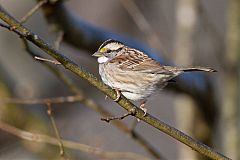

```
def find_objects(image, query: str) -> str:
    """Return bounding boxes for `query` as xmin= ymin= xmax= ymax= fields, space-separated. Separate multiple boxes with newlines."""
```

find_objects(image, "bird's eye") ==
xmin=106 ymin=50 xmax=111 ymax=53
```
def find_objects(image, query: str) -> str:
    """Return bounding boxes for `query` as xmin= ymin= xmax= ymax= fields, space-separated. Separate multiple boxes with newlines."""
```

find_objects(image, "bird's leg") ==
xmin=136 ymin=100 xmax=147 ymax=122
xmin=113 ymin=88 xmax=121 ymax=101
xmin=140 ymin=100 xmax=147 ymax=116
xmin=105 ymin=88 xmax=120 ymax=101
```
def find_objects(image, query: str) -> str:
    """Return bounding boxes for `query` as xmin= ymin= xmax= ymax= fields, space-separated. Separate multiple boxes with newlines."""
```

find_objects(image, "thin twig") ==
xmin=46 ymin=103 xmax=68 ymax=159
xmin=101 ymin=107 xmax=137 ymax=123
xmin=34 ymin=56 xmax=61 ymax=65
xmin=20 ymin=0 xmax=48 ymax=24
xmin=120 ymin=0 xmax=168 ymax=59
xmin=0 ymin=121 xmax=149 ymax=160
xmin=0 ymin=95 xmax=82 ymax=105
xmin=0 ymin=22 xmax=22 ymax=37
xmin=0 ymin=6 xmax=231 ymax=160
xmin=196 ymin=1 xmax=227 ymax=70
xmin=0 ymin=95 xmax=164 ymax=159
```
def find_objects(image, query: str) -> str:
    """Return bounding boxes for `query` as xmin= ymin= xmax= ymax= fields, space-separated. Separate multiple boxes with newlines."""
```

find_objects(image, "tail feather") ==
xmin=180 ymin=67 xmax=217 ymax=72
xmin=164 ymin=66 xmax=217 ymax=72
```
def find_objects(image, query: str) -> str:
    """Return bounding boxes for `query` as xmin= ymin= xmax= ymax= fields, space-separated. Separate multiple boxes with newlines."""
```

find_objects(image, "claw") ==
xmin=113 ymin=88 xmax=121 ymax=101
xmin=136 ymin=101 xmax=148 ymax=122
xmin=140 ymin=100 xmax=147 ymax=116
xmin=141 ymin=107 xmax=147 ymax=116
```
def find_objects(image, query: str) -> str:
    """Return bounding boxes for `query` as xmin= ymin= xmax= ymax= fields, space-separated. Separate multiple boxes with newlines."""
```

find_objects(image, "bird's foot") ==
xmin=113 ymin=88 xmax=121 ymax=102
xmin=137 ymin=100 xmax=147 ymax=122
xmin=140 ymin=102 xmax=147 ymax=116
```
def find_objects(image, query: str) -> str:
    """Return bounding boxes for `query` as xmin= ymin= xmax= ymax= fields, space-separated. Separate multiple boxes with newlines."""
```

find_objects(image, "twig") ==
xmin=101 ymin=107 xmax=137 ymax=123
xmin=0 ymin=121 xmax=149 ymax=160
xmin=34 ymin=56 xmax=61 ymax=65
xmin=196 ymin=1 xmax=227 ymax=70
xmin=54 ymin=31 xmax=64 ymax=50
xmin=0 ymin=96 xmax=164 ymax=159
xmin=0 ymin=95 xmax=82 ymax=105
xmin=46 ymin=103 xmax=68 ymax=159
xmin=0 ymin=6 xmax=231 ymax=160
xmin=119 ymin=0 xmax=168 ymax=59
xmin=20 ymin=0 xmax=48 ymax=24
xmin=0 ymin=22 xmax=22 ymax=37
xmin=0 ymin=95 xmax=164 ymax=159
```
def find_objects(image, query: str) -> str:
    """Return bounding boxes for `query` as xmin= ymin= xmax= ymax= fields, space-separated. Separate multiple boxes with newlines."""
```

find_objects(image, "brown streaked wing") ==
xmin=109 ymin=48 xmax=173 ymax=75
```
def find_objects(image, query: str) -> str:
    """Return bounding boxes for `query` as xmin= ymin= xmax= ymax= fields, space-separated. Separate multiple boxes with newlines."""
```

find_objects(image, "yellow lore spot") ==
xmin=99 ymin=47 xmax=108 ymax=53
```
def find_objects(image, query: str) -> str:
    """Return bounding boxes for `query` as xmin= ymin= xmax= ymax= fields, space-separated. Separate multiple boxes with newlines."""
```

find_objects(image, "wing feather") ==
xmin=108 ymin=48 xmax=173 ymax=75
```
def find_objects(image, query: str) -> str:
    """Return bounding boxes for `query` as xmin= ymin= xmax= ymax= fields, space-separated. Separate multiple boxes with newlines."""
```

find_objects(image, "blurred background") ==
xmin=0 ymin=0 xmax=238 ymax=160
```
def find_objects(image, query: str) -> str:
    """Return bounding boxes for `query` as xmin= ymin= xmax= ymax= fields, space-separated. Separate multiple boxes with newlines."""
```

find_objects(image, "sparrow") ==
xmin=93 ymin=39 xmax=216 ymax=115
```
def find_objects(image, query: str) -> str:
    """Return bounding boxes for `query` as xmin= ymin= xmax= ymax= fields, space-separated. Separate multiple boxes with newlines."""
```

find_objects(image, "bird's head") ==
xmin=92 ymin=39 xmax=125 ymax=63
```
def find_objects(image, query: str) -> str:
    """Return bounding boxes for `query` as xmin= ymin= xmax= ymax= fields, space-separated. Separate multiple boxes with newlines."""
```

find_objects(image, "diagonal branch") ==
xmin=0 ymin=5 xmax=230 ymax=160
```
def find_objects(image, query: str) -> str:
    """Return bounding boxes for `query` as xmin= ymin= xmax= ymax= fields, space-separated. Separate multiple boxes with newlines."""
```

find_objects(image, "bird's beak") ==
xmin=92 ymin=52 xmax=103 ymax=57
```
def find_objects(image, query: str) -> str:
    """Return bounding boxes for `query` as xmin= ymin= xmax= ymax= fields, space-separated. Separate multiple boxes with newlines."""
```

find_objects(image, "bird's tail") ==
xmin=164 ymin=66 xmax=217 ymax=72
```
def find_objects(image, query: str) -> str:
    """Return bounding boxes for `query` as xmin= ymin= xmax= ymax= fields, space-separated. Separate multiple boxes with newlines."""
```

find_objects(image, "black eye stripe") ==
xmin=115 ymin=47 xmax=123 ymax=52
xmin=104 ymin=47 xmax=123 ymax=54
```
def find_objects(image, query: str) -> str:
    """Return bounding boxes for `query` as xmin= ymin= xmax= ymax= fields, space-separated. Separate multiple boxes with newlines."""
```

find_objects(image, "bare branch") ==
xmin=0 ymin=121 xmax=149 ymax=160
xmin=119 ymin=0 xmax=168 ymax=59
xmin=34 ymin=56 xmax=61 ymax=65
xmin=46 ymin=103 xmax=68 ymax=159
xmin=0 ymin=95 xmax=82 ymax=105
xmin=0 ymin=95 xmax=164 ymax=159
xmin=20 ymin=0 xmax=48 ymax=24
xmin=101 ymin=107 xmax=137 ymax=123
xmin=0 ymin=6 xmax=230 ymax=160
xmin=0 ymin=22 xmax=22 ymax=36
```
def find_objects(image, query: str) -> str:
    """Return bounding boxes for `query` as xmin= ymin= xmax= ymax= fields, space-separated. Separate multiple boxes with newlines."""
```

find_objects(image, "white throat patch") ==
xmin=97 ymin=56 xmax=109 ymax=63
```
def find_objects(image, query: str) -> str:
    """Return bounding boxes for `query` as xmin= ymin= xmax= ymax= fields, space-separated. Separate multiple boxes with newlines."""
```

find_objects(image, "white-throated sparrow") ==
xmin=93 ymin=39 xmax=216 ymax=115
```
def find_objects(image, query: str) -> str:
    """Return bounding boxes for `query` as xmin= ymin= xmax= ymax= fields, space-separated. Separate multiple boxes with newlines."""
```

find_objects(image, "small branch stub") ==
xmin=101 ymin=107 xmax=137 ymax=123
xmin=34 ymin=56 xmax=61 ymax=65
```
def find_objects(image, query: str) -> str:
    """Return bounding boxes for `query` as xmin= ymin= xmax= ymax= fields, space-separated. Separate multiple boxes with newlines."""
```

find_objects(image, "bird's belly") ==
xmin=99 ymin=64 xmax=160 ymax=101
xmin=121 ymin=91 xmax=146 ymax=101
